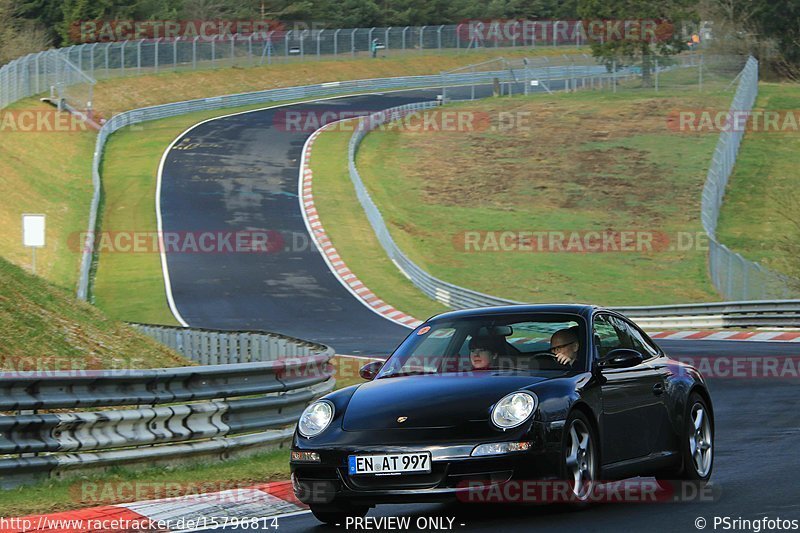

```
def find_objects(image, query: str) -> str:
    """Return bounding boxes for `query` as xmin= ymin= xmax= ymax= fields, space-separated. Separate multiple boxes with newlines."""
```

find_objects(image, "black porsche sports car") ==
xmin=290 ymin=305 xmax=714 ymax=525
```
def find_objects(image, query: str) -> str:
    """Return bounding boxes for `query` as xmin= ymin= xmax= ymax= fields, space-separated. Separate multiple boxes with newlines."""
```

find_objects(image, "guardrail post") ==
xmin=210 ymin=332 xmax=219 ymax=365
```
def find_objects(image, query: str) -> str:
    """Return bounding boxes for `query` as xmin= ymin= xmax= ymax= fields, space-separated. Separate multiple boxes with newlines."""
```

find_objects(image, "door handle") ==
xmin=652 ymin=383 xmax=664 ymax=395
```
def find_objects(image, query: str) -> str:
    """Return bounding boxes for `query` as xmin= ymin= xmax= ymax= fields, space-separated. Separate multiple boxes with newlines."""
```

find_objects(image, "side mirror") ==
xmin=359 ymin=360 xmax=384 ymax=380
xmin=599 ymin=348 xmax=643 ymax=369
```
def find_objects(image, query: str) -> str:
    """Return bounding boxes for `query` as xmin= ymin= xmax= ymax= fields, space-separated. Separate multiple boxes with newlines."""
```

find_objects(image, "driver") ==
xmin=469 ymin=337 xmax=500 ymax=370
xmin=550 ymin=326 xmax=580 ymax=367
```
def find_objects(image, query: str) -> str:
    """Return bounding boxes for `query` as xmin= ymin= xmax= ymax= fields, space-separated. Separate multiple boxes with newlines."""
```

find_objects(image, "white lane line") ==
xmin=155 ymin=89 xmax=440 ymax=327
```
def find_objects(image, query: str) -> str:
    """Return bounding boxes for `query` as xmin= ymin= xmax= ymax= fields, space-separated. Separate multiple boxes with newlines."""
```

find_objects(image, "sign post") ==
xmin=22 ymin=214 xmax=45 ymax=274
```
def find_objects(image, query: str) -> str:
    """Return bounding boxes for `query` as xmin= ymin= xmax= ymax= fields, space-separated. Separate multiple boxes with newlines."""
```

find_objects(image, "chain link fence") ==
xmin=0 ymin=23 xmax=595 ymax=111
xmin=701 ymin=57 xmax=798 ymax=299
xmin=349 ymin=55 xmax=798 ymax=305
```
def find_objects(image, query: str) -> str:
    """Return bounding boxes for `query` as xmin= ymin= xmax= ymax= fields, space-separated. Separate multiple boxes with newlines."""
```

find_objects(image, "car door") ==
xmin=594 ymin=313 xmax=665 ymax=465
xmin=618 ymin=317 xmax=676 ymax=455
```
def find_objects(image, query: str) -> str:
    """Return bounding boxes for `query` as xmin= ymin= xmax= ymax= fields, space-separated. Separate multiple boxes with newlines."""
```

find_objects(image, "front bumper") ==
xmin=290 ymin=441 xmax=561 ymax=505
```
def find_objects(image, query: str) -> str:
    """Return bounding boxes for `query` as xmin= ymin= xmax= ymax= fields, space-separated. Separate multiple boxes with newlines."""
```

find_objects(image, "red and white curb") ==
xmin=299 ymin=124 xmax=422 ymax=330
xmin=2 ymin=482 xmax=306 ymax=532
xmin=296 ymin=121 xmax=800 ymax=344
xmin=649 ymin=330 xmax=800 ymax=342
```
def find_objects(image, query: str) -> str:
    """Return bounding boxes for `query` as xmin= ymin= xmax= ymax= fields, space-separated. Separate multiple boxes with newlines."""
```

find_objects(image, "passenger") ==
xmin=469 ymin=337 xmax=499 ymax=370
xmin=550 ymin=326 xmax=580 ymax=367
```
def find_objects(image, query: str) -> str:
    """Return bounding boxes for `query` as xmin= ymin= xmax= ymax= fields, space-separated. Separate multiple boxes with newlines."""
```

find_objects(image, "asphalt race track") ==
xmin=160 ymin=87 xmax=800 ymax=532
xmin=159 ymin=83 xmax=549 ymax=355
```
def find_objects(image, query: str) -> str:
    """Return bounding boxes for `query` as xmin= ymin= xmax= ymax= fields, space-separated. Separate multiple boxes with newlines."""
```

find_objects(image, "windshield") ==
xmin=377 ymin=313 xmax=587 ymax=379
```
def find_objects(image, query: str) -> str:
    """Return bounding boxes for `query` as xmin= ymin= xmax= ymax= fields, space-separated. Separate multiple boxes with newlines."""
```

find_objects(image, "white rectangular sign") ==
xmin=22 ymin=214 xmax=46 ymax=248
xmin=530 ymin=80 xmax=540 ymax=86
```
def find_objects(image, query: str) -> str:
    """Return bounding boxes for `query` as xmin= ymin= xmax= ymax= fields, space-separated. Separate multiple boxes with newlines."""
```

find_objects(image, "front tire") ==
xmin=310 ymin=504 xmax=369 ymax=526
xmin=560 ymin=410 xmax=598 ymax=504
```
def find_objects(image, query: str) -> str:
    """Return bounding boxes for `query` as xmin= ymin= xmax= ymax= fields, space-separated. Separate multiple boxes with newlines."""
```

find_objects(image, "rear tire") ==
xmin=678 ymin=393 xmax=714 ymax=482
xmin=310 ymin=504 xmax=369 ymax=526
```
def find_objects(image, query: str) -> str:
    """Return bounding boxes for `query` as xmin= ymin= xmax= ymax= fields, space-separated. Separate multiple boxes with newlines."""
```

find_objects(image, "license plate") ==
xmin=348 ymin=452 xmax=431 ymax=475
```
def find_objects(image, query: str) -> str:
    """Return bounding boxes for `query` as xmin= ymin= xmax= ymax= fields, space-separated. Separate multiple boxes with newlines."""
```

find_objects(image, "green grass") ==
xmin=0 ymin=255 xmax=189 ymax=370
xmin=716 ymin=82 xmax=800 ymax=278
xmin=340 ymin=87 xmax=736 ymax=307
xmin=0 ymin=100 xmax=96 ymax=290
xmin=0 ymin=448 xmax=290 ymax=516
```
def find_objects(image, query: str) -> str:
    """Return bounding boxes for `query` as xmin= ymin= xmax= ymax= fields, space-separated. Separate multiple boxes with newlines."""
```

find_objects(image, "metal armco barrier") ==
xmin=131 ymin=323 xmax=326 ymax=364
xmin=346 ymin=78 xmax=800 ymax=327
xmin=0 ymin=22 xmax=596 ymax=111
xmin=76 ymin=63 xmax=602 ymax=301
xmin=0 ymin=346 xmax=334 ymax=489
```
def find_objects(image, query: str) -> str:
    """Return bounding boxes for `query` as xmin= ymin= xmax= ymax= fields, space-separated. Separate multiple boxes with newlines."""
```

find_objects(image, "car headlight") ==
xmin=298 ymin=400 xmax=334 ymax=438
xmin=491 ymin=391 xmax=537 ymax=429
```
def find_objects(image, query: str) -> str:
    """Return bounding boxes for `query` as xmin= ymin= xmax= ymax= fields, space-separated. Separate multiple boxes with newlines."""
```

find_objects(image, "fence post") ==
xmin=192 ymin=36 xmax=198 ymax=70
xmin=655 ymin=57 xmax=659 ymax=92
xmin=402 ymin=27 xmax=408 ymax=51
xmin=154 ymin=38 xmax=160 ymax=73
xmin=317 ymin=29 xmax=323 ymax=58
xmin=612 ymin=59 xmax=617 ymax=93
xmin=351 ymin=28 xmax=357 ymax=56
xmin=420 ymin=26 xmax=426 ymax=51
xmin=437 ymin=25 xmax=444 ymax=51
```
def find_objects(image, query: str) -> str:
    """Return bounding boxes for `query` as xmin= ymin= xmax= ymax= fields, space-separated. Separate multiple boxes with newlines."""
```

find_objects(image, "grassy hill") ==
xmin=0 ymin=256 xmax=189 ymax=370
xmin=311 ymin=87 xmax=735 ymax=310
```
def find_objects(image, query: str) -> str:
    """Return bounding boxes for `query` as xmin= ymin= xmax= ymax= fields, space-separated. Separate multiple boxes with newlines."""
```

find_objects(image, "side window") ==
xmin=619 ymin=319 xmax=660 ymax=358
xmin=593 ymin=314 xmax=623 ymax=359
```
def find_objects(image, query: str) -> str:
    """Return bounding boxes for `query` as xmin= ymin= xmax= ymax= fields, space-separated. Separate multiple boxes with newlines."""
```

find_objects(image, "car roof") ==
xmin=426 ymin=304 xmax=602 ymax=322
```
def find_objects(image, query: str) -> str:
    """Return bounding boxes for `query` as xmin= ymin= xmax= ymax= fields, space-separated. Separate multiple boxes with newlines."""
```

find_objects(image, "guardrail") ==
xmin=131 ymin=323 xmax=328 ymax=364
xmin=0 ymin=22 xmax=596 ymax=111
xmin=345 ymin=71 xmax=800 ymax=328
xmin=77 ymin=62 xmax=607 ymax=300
xmin=0 ymin=334 xmax=334 ymax=489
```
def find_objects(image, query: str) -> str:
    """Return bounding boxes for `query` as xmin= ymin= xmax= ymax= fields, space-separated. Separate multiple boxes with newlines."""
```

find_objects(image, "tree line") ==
xmin=1 ymin=0 xmax=798 ymax=79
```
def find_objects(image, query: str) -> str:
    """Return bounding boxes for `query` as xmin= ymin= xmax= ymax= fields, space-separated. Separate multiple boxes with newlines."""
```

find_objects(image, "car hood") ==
xmin=342 ymin=372 xmax=548 ymax=431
